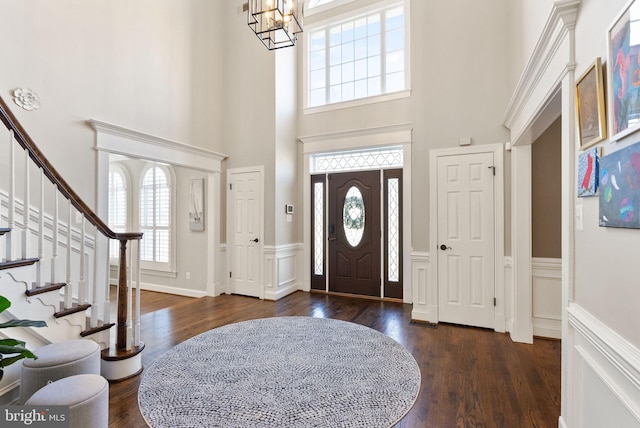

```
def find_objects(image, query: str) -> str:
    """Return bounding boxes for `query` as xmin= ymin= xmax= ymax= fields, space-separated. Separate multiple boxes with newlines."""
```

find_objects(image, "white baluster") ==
xmin=134 ymin=238 xmax=141 ymax=347
xmin=35 ymin=170 xmax=45 ymax=288
xmin=78 ymin=216 xmax=86 ymax=306
xmin=126 ymin=240 xmax=133 ymax=351
xmin=6 ymin=130 xmax=15 ymax=261
xmin=90 ymin=226 xmax=98 ymax=328
xmin=65 ymin=200 xmax=73 ymax=309
xmin=103 ymin=242 xmax=111 ymax=325
xmin=51 ymin=187 xmax=59 ymax=284
xmin=21 ymin=150 xmax=30 ymax=260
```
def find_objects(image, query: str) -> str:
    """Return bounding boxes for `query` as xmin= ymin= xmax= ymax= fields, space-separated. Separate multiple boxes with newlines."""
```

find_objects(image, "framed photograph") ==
xmin=189 ymin=178 xmax=204 ymax=232
xmin=576 ymin=58 xmax=607 ymax=149
xmin=607 ymin=0 xmax=640 ymax=142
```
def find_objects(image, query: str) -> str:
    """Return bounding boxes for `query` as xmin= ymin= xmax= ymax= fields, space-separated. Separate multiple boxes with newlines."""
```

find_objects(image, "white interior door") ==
xmin=437 ymin=152 xmax=495 ymax=328
xmin=229 ymin=169 xmax=262 ymax=298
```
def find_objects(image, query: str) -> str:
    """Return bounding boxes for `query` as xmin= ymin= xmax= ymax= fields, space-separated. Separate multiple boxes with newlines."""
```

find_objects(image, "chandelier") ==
xmin=247 ymin=0 xmax=303 ymax=50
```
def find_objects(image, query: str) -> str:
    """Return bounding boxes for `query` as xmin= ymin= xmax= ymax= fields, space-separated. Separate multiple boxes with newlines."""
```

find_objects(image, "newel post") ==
xmin=102 ymin=232 xmax=144 ymax=381
xmin=117 ymin=238 xmax=129 ymax=350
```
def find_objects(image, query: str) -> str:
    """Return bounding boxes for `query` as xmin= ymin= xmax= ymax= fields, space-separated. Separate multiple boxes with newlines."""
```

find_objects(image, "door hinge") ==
xmin=493 ymin=297 xmax=496 ymax=306
xmin=229 ymin=183 xmax=233 ymax=190
xmin=488 ymin=166 xmax=496 ymax=176
xmin=229 ymin=272 xmax=232 ymax=278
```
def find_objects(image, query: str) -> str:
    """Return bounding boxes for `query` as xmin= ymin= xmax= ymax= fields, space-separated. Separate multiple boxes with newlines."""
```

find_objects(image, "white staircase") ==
xmin=0 ymin=95 xmax=144 ymax=402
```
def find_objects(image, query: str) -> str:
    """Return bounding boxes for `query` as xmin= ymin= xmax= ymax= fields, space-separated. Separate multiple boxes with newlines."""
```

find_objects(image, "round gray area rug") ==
xmin=138 ymin=316 xmax=420 ymax=428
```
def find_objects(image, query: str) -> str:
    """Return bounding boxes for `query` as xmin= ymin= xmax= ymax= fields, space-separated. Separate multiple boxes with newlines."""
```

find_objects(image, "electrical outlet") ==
xmin=186 ymin=272 xmax=191 ymax=280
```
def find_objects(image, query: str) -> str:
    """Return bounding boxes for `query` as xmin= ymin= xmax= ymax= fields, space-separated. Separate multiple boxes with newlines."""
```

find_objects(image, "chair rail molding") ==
xmin=568 ymin=303 xmax=640 ymax=425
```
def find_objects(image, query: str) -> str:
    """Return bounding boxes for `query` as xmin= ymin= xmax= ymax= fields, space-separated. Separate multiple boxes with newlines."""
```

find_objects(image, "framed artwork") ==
xmin=576 ymin=58 xmax=607 ymax=149
xmin=189 ymin=178 xmax=204 ymax=232
xmin=599 ymin=140 xmax=640 ymax=228
xmin=607 ymin=0 xmax=640 ymax=142
xmin=578 ymin=147 xmax=601 ymax=197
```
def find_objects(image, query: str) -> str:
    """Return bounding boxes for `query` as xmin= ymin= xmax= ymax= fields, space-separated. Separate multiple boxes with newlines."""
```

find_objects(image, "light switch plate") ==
xmin=576 ymin=205 xmax=583 ymax=231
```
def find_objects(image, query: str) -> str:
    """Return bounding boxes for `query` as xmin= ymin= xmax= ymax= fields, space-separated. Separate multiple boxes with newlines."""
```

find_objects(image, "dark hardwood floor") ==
xmin=108 ymin=290 xmax=561 ymax=427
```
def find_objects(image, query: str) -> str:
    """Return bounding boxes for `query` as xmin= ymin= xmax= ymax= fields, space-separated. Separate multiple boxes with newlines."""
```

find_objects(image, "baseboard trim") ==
xmin=139 ymin=282 xmax=207 ymax=298
xmin=264 ymin=283 xmax=298 ymax=301
xmin=558 ymin=415 xmax=567 ymax=428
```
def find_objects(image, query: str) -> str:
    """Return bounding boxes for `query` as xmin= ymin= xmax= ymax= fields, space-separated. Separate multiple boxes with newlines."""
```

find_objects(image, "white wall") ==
xmin=298 ymin=0 xmax=511 ymax=252
xmin=507 ymin=0 xmax=555 ymax=92
xmin=572 ymin=0 xmax=640 ymax=348
xmin=0 ymin=0 xmax=226 ymax=208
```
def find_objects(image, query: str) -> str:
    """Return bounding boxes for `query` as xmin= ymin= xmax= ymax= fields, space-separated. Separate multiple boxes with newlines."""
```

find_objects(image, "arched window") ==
xmin=140 ymin=164 xmax=173 ymax=270
xmin=108 ymin=165 xmax=128 ymax=259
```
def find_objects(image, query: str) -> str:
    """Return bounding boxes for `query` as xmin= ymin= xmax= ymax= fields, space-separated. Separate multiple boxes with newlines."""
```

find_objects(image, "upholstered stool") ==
xmin=20 ymin=339 xmax=100 ymax=404
xmin=26 ymin=374 xmax=109 ymax=428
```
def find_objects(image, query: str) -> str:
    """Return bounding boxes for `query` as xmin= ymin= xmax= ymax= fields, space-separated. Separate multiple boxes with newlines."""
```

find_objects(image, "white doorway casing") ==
xmin=90 ymin=119 xmax=227 ymax=298
xmin=299 ymin=124 xmax=413 ymax=302
xmin=425 ymin=144 xmax=505 ymax=331
xmin=501 ymin=2 xmax=578 ymax=425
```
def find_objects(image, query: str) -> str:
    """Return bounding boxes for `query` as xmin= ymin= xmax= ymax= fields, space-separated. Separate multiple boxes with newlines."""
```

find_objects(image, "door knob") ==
xmin=251 ymin=238 xmax=259 ymax=243
xmin=440 ymin=244 xmax=452 ymax=250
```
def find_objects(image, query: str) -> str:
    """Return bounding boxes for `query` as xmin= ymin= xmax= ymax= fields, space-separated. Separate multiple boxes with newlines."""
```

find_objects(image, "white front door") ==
xmin=437 ymin=152 xmax=495 ymax=328
xmin=228 ymin=169 xmax=262 ymax=298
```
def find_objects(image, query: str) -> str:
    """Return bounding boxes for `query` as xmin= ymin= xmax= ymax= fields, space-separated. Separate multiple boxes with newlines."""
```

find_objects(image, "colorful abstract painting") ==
xmin=578 ymin=148 xmax=600 ymax=197
xmin=599 ymin=141 xmax=640 ymax=228
xmin=608 ymin=1 xmax=640 ymax=140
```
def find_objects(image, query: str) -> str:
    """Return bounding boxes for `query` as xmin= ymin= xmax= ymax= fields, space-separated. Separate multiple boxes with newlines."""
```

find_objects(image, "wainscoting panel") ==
xmin=264 ymin=244 xmax=303 ymax=301
xmin=410 ymin=252 xmax=434 ymax=323
xmin=532 ymin=257 xmax=561 ymax=339
xmin=567 ymin=304 xmax=640 ymax=427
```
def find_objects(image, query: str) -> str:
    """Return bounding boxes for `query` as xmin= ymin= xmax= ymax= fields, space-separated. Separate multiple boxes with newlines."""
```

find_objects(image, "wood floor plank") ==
xmin=108 ymin=291 xmax=561 ymax=428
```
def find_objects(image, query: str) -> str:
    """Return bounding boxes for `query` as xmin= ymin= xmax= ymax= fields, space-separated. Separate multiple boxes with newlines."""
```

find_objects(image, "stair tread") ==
xmin=0 ymin=258 xmax=39 ymax=270
xmin=54 ymin=303 xmax=91 ymax=318
xmin=25 ymin=282 xmax=66 ymax=297
xmin=81 ymin=322 xmax=115 ymax=337
xmin=0 ymin=228 xmax=10 ymax=236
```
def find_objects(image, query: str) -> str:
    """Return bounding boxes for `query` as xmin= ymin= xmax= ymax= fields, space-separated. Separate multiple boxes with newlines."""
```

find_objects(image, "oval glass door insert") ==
xmin=343 ymin=186 xmax=365 ymax=247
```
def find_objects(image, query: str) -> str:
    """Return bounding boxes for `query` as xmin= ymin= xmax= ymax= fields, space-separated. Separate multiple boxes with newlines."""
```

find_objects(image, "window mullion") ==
xmin=381 ymin=10 xmax=387 ymax=94
xmin=152 ymin=169 xmax=158 ymax=263
xmin=325 ymin=28 xmax=330 ymax=106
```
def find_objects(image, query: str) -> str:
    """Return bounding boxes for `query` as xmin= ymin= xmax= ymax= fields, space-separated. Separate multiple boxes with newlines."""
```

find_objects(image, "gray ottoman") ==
xmin=26 ymin=374 xmax=108 ymax=428
xmin=20 ymin=339 xmax=100 ymax=404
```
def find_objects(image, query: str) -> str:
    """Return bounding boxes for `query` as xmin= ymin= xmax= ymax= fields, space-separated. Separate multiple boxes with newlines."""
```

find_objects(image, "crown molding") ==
xmin=87 ymin=119 xmax=227 ymax=172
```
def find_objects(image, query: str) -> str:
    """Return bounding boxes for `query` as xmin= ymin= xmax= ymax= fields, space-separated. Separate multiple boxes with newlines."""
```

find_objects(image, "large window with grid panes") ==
xmin=304 ymin=0 xmax=410 ymax=111
xmin=139 ymin=164 xmax=173 ymax=272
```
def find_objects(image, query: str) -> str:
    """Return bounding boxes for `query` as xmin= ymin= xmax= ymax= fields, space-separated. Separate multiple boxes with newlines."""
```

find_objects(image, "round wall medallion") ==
xmin=13 ymin=88 xmax=41 ymax=111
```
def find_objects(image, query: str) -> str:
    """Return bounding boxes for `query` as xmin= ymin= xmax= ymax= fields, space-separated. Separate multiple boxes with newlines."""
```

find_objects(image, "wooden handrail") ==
xmin=0 ymin=95 xmax=141 ymax=242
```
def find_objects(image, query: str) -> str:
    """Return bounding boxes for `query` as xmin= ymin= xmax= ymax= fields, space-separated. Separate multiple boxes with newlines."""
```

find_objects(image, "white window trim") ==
xmin=108 ymin=163 xmax=131 ymax=264
xmin=302 ymin=0 xmax=411 ymax=113
xmin=139 ymin=163 xmax=177 ymax=275
xmin=304 ymin=0 xmax=356 ymax=17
